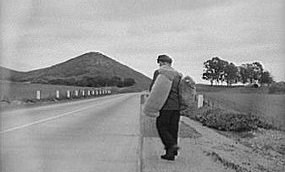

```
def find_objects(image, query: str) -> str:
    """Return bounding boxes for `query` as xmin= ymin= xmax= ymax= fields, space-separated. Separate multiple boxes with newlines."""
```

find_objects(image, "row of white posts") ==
xmin=36 ymin=89 xmax=112 ymax=100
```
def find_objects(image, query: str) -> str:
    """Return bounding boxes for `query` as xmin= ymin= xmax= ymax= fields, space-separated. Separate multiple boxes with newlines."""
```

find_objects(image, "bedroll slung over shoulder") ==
xmin=143 ymin=74 xmax=173 ymax=117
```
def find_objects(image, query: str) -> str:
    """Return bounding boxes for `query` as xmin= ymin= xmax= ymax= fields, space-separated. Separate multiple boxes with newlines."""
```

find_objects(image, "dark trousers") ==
xmin=156 ymin=110 xmax=180 ymax=149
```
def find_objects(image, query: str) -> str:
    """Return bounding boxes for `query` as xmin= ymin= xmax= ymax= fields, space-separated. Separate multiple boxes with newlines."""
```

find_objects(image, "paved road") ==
xmin=2 ymin=92 xmax=279 ymax=172
xmin=1 ymin=93 xmax=141 ymax=172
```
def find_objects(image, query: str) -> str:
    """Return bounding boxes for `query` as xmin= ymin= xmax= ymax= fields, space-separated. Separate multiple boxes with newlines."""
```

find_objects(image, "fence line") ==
xmin=34 ymin=88 xmax=112 ymax=100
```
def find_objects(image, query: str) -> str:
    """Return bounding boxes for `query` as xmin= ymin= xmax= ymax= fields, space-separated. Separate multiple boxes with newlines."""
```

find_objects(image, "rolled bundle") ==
xmin=143 ymin=74 xmax=173 ymax=117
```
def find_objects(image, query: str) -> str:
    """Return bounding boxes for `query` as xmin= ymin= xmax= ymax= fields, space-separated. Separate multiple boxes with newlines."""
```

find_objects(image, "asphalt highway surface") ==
xmin=1 ymin=93 xmax=141 ymax=172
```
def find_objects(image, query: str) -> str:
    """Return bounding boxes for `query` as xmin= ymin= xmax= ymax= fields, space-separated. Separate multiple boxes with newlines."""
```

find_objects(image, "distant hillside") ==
xmin=0 ymin=52 xmax=151 ymax=91
xmin=0 ymin=66 xmax=25 ymax=81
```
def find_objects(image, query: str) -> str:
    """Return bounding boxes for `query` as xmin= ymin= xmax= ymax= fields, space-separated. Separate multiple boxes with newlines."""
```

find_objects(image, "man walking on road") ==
xmin=149 ymin=54 xmax=181 ymax=161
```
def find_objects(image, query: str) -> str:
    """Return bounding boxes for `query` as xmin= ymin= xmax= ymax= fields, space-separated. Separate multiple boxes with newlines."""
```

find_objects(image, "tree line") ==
xmin=202 ymin=57 xmax=273 ymax=86
xmin=33 ymin=76 xmax=136 ymax=88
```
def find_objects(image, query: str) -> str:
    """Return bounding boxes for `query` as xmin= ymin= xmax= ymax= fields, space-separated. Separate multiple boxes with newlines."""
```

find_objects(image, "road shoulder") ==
xmin=141 ymin=115 xmax=285 ymax=172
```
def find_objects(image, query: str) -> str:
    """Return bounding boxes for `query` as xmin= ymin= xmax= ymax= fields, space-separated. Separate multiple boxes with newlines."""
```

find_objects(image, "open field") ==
xmin=202 ymin=91 xmax=285 ymax=130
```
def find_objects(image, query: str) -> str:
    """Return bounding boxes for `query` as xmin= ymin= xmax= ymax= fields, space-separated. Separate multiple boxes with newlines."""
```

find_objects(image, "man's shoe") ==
xmin=161 ymin=145 xmax=179 ymax=161
xmin=165 ymin=149 xmax=178 ymax=156
xmin=168 ymin=145 xmax=180 ymax=155
xmin=173 ymin=149 xmax=178 ymax=156
xmin=161 ymin=154 xmax=175 ymax=161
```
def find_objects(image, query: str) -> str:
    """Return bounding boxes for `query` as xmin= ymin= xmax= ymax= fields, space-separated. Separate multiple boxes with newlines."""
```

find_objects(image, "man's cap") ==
xmin=157 ymin=55 xmax=172 ymax=64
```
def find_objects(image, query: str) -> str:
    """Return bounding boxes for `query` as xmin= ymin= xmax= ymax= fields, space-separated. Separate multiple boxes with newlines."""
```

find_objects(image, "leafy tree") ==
xmin=259 ymin=71 xmax=273 ymax=86
xmin=123 ymin=78 xmax=136 ymax=87
xmin=64 ymin=78 xmax=76 ymax=85
xmin=31 ymin=78 xmax=49 ymax=84
xmin=203 ymin=57 xmax=273 ymax=86
xmin=48 ymin=79 xmax=66 ymax=85
xmin=202 ymin=57 xmax=228 ymax=86
xmin=117 ymin=78 xmax=136 ymax=87
xmin=252 ymin=62 xmax=264 ymax=82
xmin=82 ymin=76 xmax=96 ymax=87
xmin=244 ymin=63 xmax=255 ymax=83
xmin=202 ymin=71 xmax=215 ymax=86
xmin=238 ymin=65 xmax=249 ymax=84
xmin=95 ymin=76 xmax=108 ymax=87
xmin=239 ymin=62 xmax=264 ymax=84
xmin=217 ymin=60 xmax=229 ymax=84
xmin=111 ymin=76 xmax=122 ymax=86
xmin=224 ymin=63 xmax=239 ymax=86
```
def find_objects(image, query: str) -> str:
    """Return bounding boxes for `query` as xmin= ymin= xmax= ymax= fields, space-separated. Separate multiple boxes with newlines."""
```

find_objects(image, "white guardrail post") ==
xmin=67 ymin=90 xmax=70 ymax=98
xmin=197 ymin=94 xmax=204 ymax=108
xmin=35 ymin=88 xmax=113 ymax=101
xmin=36 ymin=90 xmax=41 ymax=100
xmin=56 ymin=90 xmax=60 ymax=99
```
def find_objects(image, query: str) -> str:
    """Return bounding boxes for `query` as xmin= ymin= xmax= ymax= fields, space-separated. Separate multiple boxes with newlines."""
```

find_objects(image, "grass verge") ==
xmin=183 ymin=106 xmax=274 ymax=132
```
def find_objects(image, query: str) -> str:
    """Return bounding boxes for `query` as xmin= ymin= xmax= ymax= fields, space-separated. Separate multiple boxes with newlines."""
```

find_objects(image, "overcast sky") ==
xmin=1 ymin=0 xmax=284 ymax=83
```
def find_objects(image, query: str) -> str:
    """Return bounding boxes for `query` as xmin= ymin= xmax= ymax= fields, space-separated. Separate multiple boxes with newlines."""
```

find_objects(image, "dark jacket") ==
xmin=149 ymin=66 xmax=181 ymax=110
